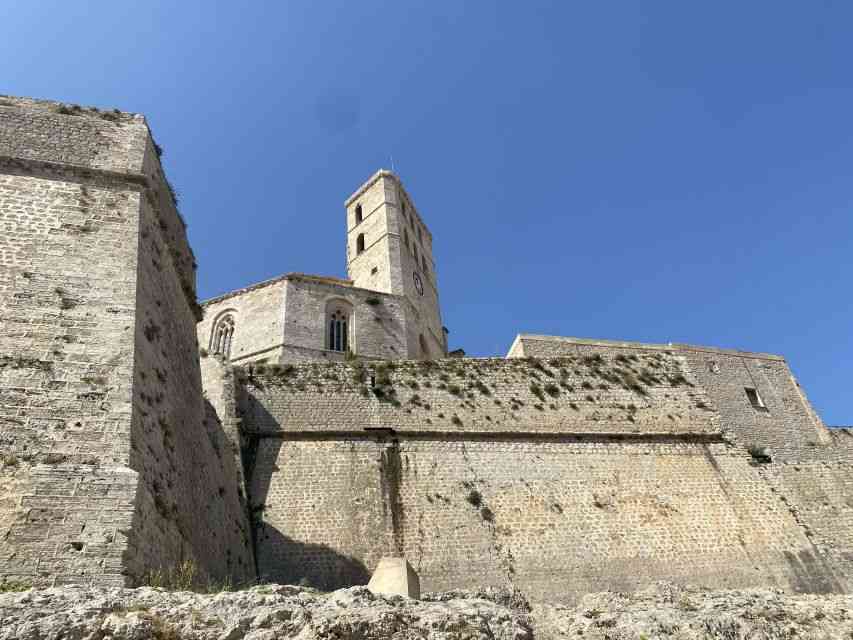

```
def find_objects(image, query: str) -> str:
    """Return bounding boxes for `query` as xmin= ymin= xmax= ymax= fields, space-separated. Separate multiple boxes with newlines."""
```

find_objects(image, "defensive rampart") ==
xmin=0 ymin=97 xmax=253 ymax=586
xmin=233 ymin=353 xmax=844 ymax=601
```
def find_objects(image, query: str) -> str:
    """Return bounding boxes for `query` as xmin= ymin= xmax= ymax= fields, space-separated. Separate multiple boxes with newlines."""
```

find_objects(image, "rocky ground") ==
xmin=0 ymin=581 xmax=851 ymax=639
xmin=534 ymin=582 xmax=853 ymax=639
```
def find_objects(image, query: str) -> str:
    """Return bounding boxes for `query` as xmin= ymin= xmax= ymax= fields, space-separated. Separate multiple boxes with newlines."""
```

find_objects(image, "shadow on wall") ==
xmin=256 ymin=525 xmax=370 ymax=590
xmin=242 ymin=397 xmax=370 ymax=591
xmin=784 ymin=550 xmax=844 ymax=594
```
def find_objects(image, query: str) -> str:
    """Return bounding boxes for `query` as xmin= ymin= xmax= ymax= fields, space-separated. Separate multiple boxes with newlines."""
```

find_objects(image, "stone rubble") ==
xmin=0 ymin=584 xmax=531 ymax=640
xmin=533 ymin=582 xmax=853 ymax=639
xmin=3 ymin=582 xmax=853 ymax=639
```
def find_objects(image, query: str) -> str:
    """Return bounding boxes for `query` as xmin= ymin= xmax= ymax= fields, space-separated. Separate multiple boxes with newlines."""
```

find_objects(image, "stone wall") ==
xmin=507 ymin=334 xmax=853 ymax=595
xmin=757 ymin=430 xmax=853 ymax=593
xmin=0 ymin=96 xmax=252 ymax=587
xmin=197 ymin=275 xmax=409 ymax=366
xmin=281 ymin=277 xmax=408 ymax=362
xmin=250 ymin=435 xmax=840 ymax=601
xmin=0 ymin=145 xmax=144 ymax=585
xmin=676 ymin=345 xmax=831 ymax=459
xmin=507 ymin=335 xmax=831 ymax=460
xmin=234 ymin=357 xmax=843 ymax=601
xmin=199 ymin=278 xmax=287 ymax=364
xmin=238 ymin=353 xmax=719 ymax=436
xmin=124 ymin=184 xmax=255 ymax=585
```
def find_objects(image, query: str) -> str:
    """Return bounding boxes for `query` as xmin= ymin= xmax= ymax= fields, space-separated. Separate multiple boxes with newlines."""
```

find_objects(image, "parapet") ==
xmin=508 ymin=333 xmax=786 ymax=362
xmin=237 ymin=353 xmax=721 ymax=438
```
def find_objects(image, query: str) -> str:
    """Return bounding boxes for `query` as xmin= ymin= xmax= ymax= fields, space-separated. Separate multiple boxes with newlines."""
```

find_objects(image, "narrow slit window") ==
xmin=354 ymin=204 xmax=363 ymax=224
xmin=356 ymin=233 xmax=365 ymax=254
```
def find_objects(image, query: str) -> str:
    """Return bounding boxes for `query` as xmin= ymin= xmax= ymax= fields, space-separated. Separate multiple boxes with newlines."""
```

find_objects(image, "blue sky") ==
xmin=3 ymin=2 xmax=851 ymax=424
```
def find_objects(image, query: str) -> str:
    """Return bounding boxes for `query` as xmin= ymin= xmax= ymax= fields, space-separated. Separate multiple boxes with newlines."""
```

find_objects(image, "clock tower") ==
xmin=345 ymin=170 xmax=446 ymax=358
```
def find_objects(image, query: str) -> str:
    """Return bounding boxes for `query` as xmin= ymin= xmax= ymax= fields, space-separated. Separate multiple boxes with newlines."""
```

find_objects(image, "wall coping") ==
xmin=508 ymin=333 xmax=786 ymax=362
xmin=0 ymin=94 xmax=143 ymax=124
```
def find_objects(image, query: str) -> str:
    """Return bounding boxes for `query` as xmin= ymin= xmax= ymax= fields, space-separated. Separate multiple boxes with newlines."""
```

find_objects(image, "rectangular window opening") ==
xmin=744 ymin=387 xmax=768 ymax=411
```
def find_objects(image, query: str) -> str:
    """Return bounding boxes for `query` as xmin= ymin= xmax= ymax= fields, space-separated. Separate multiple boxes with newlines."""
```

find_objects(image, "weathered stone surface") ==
xmin=3 ymin=582 xmax=853 ymax=639
xmin=533 ymin=581 xmax=853 ymax=639
xmin=0 ymin=584 xmax=531 ymax=640
xmin=0 ymin=96 xmax=254 ymax=587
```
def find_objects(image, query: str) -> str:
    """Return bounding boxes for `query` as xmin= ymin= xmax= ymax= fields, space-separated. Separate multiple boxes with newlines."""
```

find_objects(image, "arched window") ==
xmin=404 ymin=229 xmax=409 ymax=249
xmin=211 ymin=314 xmax=235 ymax=359
xmin=326 ymin=300 xmax=353 ymax=353
xmin=356 ymin=233 xmax=365 ymax=255
xmin=419 ymin=334 xmax=430 ymax=360
xmin=354 ymin=204 xmax=363 ymax=224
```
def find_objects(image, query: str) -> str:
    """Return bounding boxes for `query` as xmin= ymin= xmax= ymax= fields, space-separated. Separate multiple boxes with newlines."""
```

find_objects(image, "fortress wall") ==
xmin=240 ymin=351 xmax=720 ymax=436
xmin=0 ymin=98 xmax=147 ymax=172
xmin=240 ymin=357 xmax=843 ymax=599
xmin=124 ymin=185 xmax=255 ymax=585
xmin=759 ymin=459 xmax=853 ymax=593
xmin=249 ymin=434 xmax=838 ymax=601
xmin=0 ymin=98 xmax=252 ymax=587
xmin=0 ymin=160 xmax=143 ymax=585
xmin=677 ymin=347 xmax=832 ymax=458
xmin=509 ymin=335 xmax=832 ymax=459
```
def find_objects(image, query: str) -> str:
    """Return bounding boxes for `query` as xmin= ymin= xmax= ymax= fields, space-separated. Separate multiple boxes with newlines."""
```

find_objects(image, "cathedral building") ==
xmin=197 ymin=170 xmax=447 ymax=365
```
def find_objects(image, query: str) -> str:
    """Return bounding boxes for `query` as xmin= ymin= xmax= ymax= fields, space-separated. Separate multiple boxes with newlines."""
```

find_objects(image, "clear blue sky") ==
xmin=3 ymin=2 xmax=851 ymax=424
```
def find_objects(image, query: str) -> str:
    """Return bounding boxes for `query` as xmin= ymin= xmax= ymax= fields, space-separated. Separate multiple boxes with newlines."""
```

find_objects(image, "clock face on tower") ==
xmin=413 ymin=271 xmax=424 ymax=296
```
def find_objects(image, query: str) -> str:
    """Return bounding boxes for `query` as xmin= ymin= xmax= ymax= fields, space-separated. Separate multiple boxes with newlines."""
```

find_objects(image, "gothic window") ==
xmin=356 ymin=233 xmax=365 ymax=255
xmin=355 ymin=204 xmax=363 ymax=225
xmin=210 ymin=314 xmax=235 ymax=359
xmin=326 ymin=300 xmax=353 ymax=353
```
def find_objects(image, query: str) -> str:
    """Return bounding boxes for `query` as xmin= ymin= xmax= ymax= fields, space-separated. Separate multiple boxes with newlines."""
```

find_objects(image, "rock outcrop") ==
xmin=0 ymin=584 xmax=531 ymax=640
xmin=2 ymin=581 xmax=853 ymax=639
xmin=533 ymin=582 xmax=853 ymax=639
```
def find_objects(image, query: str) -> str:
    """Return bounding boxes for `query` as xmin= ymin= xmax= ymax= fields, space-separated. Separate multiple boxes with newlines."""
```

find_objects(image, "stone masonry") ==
xmin=0 ymin=96 xmax=253 ymax=587
xmin=230 ymin=347 xmax=848 ymax=601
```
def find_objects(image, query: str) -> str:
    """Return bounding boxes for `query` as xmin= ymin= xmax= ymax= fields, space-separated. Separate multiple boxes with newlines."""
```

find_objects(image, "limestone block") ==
xmin=367 ymin=557 xmax=420 ymax=599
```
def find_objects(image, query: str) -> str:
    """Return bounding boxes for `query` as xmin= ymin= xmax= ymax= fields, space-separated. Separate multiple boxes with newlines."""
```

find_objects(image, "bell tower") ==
xmin=345 ymin=170 xmax=446 ymax=357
